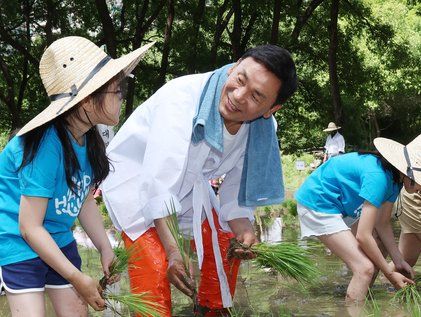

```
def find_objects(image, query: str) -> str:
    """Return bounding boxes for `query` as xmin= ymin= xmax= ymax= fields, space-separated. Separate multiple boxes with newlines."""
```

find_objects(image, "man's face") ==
xmin=219 ymin=57 xmax=282 ymax=131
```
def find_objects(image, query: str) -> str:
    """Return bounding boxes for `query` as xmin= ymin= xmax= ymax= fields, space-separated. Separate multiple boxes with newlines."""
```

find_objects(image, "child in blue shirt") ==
xmin=295 ymin=135 xmax=421 ymax=303
xmin=0 ymin=36 xmax=152 ymax=316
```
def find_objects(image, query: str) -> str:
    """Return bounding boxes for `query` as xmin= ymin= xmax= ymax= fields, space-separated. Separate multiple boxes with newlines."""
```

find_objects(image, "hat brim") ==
xmin=323 ymin=127 xmax=341 ymax=132
xmin=374 ymin=137 xmax=421 ymax=185
xmin=18 ymin=42 xmax=155 ymax=136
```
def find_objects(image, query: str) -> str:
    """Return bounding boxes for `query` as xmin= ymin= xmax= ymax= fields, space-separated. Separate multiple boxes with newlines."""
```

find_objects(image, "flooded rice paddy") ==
xmin=1 ymin=217 xmax=419 ymax=316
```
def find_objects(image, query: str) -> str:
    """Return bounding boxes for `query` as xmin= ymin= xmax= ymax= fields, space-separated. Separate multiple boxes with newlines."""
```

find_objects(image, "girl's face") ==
xmin=403 ymin=176 xmax=421 ymax=194
xmin=82 ymin=80 xmax=125 ymax=127
xmin=94 ymin=81 xmax=124 ymax=126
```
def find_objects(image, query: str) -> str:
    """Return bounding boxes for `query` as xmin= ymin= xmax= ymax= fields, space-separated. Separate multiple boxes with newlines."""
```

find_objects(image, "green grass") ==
xmin=281 ymin=153 xmax=314 ymax=191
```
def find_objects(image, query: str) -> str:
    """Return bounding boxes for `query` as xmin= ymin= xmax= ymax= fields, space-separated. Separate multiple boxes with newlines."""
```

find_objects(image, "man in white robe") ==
xmin=101 ymin=45 xmax=297 ymax=315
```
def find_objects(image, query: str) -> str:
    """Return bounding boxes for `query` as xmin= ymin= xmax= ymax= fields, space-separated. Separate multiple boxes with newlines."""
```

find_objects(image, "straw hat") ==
xmin=374 ymin=134 xmax=421 ymax=185
xmin=17 ymin=36 xmax=154 ymax=136
xmin=323 ymin=122 xmax=341 ymax=132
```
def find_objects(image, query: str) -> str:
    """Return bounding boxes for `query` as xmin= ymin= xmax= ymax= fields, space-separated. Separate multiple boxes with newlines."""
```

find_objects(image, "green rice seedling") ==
xmin=227 ymin=306 xmax=246 ymax=317
xmin=103 ymin=291 xmax=164 ymax=317
xmin=363 ymin=288 xmax=381 ymax=317
xmin=228 ymin=239 xmax=318 ymax=285
xmin=393 ymin=282 xmax=421 ymax=317
xmin=165 ymin=200 xmax=193 ymax=280
xmin=165 ymin=199 xmax=198 ymax=309
xmin=99 ymin=243 xmax=140 ymax=289
xmin=97 ymin=244 xmax=164 ymax=316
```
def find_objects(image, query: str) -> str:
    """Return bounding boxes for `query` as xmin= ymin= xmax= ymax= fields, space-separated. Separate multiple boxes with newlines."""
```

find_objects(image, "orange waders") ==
xmin=122 ymin=209 xmax=241 ymax=317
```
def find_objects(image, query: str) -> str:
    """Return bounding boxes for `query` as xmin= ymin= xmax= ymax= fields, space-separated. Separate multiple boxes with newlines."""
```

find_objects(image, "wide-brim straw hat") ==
xmin=323 ymin=122 xmax=341 ymax=132
xmin=18 ymin=36 xmax=154 ymax=136
xmin=374 ymin=134 xmax=421 ymax=185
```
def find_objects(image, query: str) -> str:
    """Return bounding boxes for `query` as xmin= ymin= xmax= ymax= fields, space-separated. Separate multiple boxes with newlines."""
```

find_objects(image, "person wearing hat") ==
xmin=0 ymin=36 xmax=152 ymax=316
xmin=323 ymin=122 xmax=345 ymax=162
xmin=294 ymin=135 xmax=421 ymax=303
xmin=388 ymin=135 xmax=421 ymax=276
xmin=100 ymin=44 xmax=297 ymax=315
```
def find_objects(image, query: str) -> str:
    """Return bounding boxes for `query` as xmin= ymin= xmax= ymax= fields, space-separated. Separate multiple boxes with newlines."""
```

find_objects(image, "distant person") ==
xmin=323 ymin=122 xmax=345 ymax=162
xmin=0 ymin=36 xmax=152 ymax=316
xmin=295 ymin=135 xmax=421 ymax=303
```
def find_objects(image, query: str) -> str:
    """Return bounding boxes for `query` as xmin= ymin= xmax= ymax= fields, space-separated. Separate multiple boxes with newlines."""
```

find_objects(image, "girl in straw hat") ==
xmin=0 ymin=36 xmax=152 ymax=316
xmin=295 ymin=134 xmax=421 ymax=302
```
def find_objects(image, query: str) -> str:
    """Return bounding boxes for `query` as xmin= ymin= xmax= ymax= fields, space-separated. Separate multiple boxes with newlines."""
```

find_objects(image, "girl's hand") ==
xmin=386 ymin=271 xmax=415 ymax=289
xmin=394 ymin=260 xmax=415 ymax=279
xmin=100 ymin=247 xmax=120 ymax=285
xmin=68 ymin=271 xmax=105 ymax=311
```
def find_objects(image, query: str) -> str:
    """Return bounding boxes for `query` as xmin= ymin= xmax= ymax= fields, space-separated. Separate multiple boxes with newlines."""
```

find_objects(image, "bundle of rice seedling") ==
xmin=103 ymin=291 xmax=165 ymax=317
xmin=392 ymin=276 xmax=421 ymax=317
xmin=165 ymin=201 xmax=193 ymax=280
xmin=228 ymin=239 xmax=318 ymax=285
xmin=165 ymin=199 xmax=198 ymax=307
xmin=99 ymin=245 xmax=132 ymax=289
xmin=99 ymin=244 xmax=164 ymax=316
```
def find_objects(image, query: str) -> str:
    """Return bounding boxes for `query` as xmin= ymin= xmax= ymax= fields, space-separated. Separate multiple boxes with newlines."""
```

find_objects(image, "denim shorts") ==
xmin=0 ymin=240 xmax=81 ymax=294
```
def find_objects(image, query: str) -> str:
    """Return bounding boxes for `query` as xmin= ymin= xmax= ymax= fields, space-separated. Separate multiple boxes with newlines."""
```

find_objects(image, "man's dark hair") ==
xmin=241 ymin=44 xmax=297 ymax=104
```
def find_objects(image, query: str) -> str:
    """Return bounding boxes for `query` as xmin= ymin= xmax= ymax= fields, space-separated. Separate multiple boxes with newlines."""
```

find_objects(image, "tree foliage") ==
xmin=0 ymin=0 xmax=419 ymax=153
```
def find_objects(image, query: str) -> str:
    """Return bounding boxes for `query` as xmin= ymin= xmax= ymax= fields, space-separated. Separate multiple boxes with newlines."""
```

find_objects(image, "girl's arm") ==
xmin=78 ymin=192 xmax=115 ymax=280
xmin=19 ymin=195 xmax=105 ymax=311
xmin=374 ymin=202 xmax=415 ymax=278
xmin=356 ymin=201 xmax=414 ymax=288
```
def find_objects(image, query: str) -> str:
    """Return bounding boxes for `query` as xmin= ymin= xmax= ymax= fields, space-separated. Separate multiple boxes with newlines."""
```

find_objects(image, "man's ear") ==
xmin=263 ymin=104 xmax=282 ymax=119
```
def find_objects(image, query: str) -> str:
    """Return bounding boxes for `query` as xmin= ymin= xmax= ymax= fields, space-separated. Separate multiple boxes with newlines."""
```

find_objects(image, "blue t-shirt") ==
xmin=0 ymin=126 xmax=93 ymax=266
xmin=295 ymin=153 xmax=401 ymax=217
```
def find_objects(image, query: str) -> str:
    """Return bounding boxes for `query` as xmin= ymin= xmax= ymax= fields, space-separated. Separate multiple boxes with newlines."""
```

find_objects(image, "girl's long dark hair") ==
xmin=358 ymin=150 xmax=402 ymax=184
xmin=19 ymin=115 xmax=108 ymax=193
xmin=18 ymin=74 xmax=124 ymax=192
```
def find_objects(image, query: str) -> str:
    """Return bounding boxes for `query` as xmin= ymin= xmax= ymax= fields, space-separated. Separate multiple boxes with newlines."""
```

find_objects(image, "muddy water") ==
xmin=1 ymin=221 xmax=419 ymax=316
xmin=173 ymin=226 xmax=420 ymax=317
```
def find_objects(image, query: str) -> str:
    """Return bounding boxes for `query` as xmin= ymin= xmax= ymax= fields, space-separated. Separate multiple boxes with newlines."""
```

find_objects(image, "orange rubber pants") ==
xmin=122 ymin=210 xmax=241 ymax=316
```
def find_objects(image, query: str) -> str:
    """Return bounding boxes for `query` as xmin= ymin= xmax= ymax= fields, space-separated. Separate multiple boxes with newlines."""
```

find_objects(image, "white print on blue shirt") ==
xmin=55 ymin=175 xmax=91 ymax=217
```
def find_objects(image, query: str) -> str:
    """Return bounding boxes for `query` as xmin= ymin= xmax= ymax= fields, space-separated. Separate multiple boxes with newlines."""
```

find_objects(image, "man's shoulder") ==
xmin=161 ymin=71 xmax=213 ymax=92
